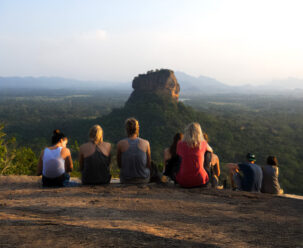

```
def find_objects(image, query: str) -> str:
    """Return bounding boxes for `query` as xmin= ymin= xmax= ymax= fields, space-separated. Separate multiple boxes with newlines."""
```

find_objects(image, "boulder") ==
xmin=131 ymin=69 xmax=180 ymax=100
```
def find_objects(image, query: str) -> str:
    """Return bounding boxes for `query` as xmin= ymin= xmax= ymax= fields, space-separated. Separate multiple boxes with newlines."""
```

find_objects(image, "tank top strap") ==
xmin=55 ymin=146 xmax=62 ymax=157
xmin=127 ymin=138 xmax=139 ymax=146
xmin=44 ymin=146 xmax=62 ymax=158
xmin=94 ymin=144 xmax=107 ymax=157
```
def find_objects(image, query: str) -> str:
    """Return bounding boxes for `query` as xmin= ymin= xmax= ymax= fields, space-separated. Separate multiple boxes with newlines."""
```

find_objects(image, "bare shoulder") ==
xmin=62 ymin=147 xmax=71 ymax=156
xmin=79 ymin=142 xmax=89 ymax=151
xmin=139 ymin=137 xmax=149 ymax=146
xmin=212 ymin=153 xmax=219 ymax=160
xmin=102 ymin=141 xmax=112 ymax=150
xmin=137 ymin=138 xmax=150 ymax=152
xmin=117 ymin=138 xmax=127 ymax=147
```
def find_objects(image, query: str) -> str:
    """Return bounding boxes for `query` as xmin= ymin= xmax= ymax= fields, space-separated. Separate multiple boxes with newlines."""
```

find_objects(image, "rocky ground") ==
xmin=0 ymin=176 xmax=302 ymax=248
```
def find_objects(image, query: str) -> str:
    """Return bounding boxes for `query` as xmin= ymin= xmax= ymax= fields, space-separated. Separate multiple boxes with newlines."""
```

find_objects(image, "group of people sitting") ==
xmin=37 ymin=118 xmax=283 ymax=195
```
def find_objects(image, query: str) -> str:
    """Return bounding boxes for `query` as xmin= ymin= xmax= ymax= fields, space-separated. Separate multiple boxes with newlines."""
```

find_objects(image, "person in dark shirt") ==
xmin=163 ymin=133 xmax=183 ymax=182
xmin=226 ymin=153 xmax=263 ymax=192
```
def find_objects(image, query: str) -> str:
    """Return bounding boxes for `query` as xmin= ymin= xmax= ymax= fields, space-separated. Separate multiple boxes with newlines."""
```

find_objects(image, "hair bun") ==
xmin=53 ymin=129 xmax=61 ymax=135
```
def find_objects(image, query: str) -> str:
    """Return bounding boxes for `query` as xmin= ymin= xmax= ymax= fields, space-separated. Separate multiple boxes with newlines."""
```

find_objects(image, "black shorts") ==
xmin=42 ymin=173 xmax=70 ymax=187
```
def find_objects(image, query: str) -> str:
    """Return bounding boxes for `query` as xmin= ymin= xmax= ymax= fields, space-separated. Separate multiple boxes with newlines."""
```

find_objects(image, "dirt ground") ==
xmin=0 ymin=176 xmax=302 ymax=248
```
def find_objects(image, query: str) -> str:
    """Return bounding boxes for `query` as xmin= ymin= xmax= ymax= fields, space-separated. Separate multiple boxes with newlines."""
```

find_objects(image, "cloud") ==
xmin=76 ymin=29 xmax=108 ymax=43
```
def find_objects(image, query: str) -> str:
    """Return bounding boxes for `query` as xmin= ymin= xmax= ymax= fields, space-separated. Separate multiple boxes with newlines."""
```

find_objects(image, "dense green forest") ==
xmin=0 ymin=89 xmax=302 ymax=194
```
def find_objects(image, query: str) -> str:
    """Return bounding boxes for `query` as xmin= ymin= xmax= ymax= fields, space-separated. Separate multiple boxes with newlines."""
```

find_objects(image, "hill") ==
xmin=0 ymin=176 xmax=302 ymax=247
xmin=96 ymin=69 xmax=210 ymax=160
xmin=175 ymin=71 xmax=230 ymax=94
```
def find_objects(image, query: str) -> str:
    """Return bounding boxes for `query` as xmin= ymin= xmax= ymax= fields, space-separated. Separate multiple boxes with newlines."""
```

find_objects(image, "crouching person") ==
xmin=37 ymin=129 xmax=73 ymax=187
xmin=117 ymin=118 xmax=151 ymax=184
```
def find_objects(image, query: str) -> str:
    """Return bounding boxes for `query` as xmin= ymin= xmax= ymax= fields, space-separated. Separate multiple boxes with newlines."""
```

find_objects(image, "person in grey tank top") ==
xmin=117 ymin=118 xmax=151 ymax=184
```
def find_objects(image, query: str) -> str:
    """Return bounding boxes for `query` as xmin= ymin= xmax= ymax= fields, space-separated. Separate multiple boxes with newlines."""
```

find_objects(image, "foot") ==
xmin=160 ymin=175 xmax=168 ymax=183
xmin=216 ymin=185 xmax=223 ymax=190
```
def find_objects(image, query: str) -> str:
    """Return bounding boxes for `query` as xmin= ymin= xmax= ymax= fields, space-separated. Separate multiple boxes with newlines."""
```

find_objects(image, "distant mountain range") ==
xmin=175 ymin=71 xmax=230 ymax=94
xmin=0 ymin=77 xmax=130 ymax=91
xmin=0 ymin=73 xmax=302 ymax=96
xmin=174 ymin=72 xmax=303 ymax=96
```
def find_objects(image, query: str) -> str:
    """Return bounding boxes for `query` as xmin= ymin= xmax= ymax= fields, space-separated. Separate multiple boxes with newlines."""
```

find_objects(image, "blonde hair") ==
xmin=183 ymin=122 xmax=204 ymax=148
xmin=89 ymin=125 xmax=103 ymax=144
xmin=125 ymin=117 xmax=139 ymax=137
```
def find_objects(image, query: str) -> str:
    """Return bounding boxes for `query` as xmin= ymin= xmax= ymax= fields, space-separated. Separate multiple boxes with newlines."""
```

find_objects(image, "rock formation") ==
xmin=130 ymin=69 xmax=180 ymax=101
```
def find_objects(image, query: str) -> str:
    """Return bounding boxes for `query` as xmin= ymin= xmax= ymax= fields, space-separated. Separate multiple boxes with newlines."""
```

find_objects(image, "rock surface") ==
xmin=0 ymin=176 xmax=302 ymax=248
xmin=131 ymin=69 xmax=180 ymax=100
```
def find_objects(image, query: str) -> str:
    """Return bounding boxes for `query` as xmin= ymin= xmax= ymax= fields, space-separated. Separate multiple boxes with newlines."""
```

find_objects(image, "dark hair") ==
xmin=51 ymin=129 xmax=66 ymax=145
xmin=125 ymin=118 xmax=139 ymax=137
xmin=267 ymin=156 xmax=278 ymax=166
xmin=169 ymin=133 xmax=183 ymax=157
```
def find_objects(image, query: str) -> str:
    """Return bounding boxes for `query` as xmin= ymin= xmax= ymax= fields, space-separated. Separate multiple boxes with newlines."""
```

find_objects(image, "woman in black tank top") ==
xmin=79 ymin=125 xmax=112 ymax=185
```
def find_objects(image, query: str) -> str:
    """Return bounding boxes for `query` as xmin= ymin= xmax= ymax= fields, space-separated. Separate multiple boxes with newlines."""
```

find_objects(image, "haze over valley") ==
xmin=1 ymin=71 xmax=303 ymax=96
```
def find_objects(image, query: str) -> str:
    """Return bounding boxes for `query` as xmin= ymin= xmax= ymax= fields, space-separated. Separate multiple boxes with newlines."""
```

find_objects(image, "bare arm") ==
xmin=63 ymin=148 xmax=73 ymax=172
xmin=37 ymin=151 xmax=44 ymax=176
xmin=213 ymin=154 xmax=220 ymax=177
xmin=225 ymin=163 xmax=239 ymax=173
xmin=206 ymin=144 xmax=213 ymax=153
xmin=105 ymin=143 xmax=112 ymax=167
xmin=79 ymin=149 xmax=84 ymax=171
xmin=117 ymin=142 xmax=122 ymax=169
xmin=65 ymin=155 xmax=73 ymax=172
xmin=146 ymin=142 xmax=151 ymax=169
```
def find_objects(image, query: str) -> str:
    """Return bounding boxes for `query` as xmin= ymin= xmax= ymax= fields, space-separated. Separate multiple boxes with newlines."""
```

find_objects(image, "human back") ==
xmin=120 ymin=137 xmax=150 ymax=180
xmin=117 ymin=118 xmax=151 ymax=184
xmin=42 ymin=146 xmax=65 ymax=178
xmin=37 ymin=129 xmax=73 ymax=187
xmin=79 ymin=125 xmax=111 ymax=185
xmin=176 ymin=122 xmax=213 ymax=188
xmin=261 ymin=156 xmax=283 ymax=194
xmin=238 ymin=162 xmax=263 ymax=192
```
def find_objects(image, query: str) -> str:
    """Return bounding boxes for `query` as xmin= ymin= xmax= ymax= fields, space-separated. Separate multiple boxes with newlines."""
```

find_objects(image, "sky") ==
xmin=0 ymin=0 xmax=302 ymax=86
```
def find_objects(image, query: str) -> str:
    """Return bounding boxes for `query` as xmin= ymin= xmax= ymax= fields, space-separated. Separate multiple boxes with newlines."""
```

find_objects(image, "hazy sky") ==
xmin=0 ymin=0 xmax=302 ymax=85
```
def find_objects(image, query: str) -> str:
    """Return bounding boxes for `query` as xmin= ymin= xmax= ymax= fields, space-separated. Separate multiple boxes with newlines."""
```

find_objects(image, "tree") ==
xmin=0 ymin=124 xmax=37 ymax=175
xmin=0 ymin=125 xmax=16 ymax=175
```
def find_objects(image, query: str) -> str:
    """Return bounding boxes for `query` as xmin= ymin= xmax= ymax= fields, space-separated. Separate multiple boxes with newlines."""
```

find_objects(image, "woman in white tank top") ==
xmin=37 ymin=129 xmax=73 ymax=187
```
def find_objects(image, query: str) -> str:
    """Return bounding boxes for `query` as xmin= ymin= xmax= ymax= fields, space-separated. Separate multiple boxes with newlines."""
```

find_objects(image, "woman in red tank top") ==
xmin=176 ymin=122 xmax=213 ymax=188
